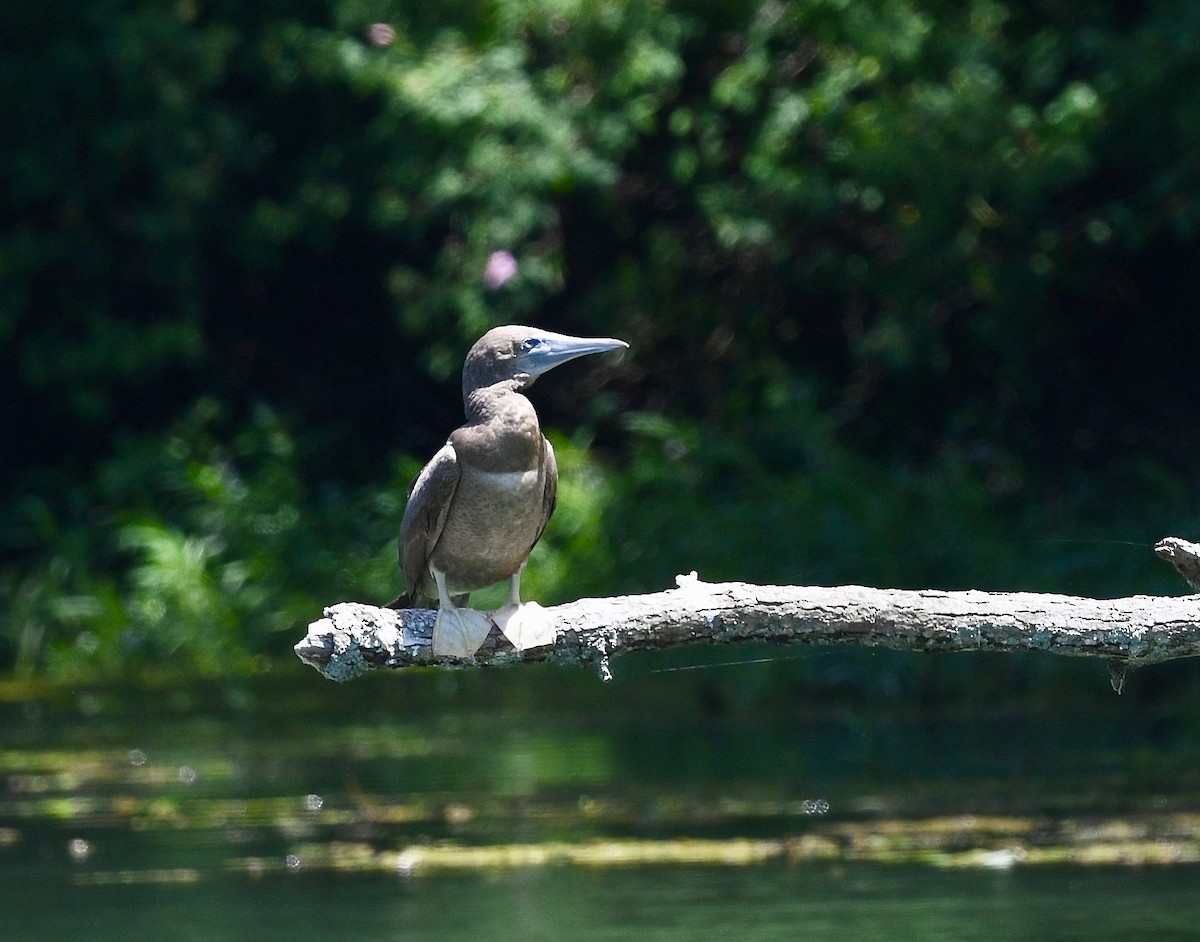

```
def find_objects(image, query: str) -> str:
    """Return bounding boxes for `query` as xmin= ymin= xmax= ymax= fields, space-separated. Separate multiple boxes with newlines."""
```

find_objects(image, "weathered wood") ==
xmin=295 ymin=561 xmax=1200 ymax=685
xmin=1155 ymin=537 xmax=1200 ymax=590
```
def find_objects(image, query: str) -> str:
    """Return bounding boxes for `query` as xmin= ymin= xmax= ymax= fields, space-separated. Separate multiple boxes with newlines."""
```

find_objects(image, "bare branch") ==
xmin=295 ymin=569 xmax=1200 ymax=686
xmin=1155 ymin=537 xmax=1200 ymax=591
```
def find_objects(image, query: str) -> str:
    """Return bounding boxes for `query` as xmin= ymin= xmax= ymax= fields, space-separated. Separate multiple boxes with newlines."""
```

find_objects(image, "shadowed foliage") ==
xmin=2 ymin=0 xmax=1200 ymax=695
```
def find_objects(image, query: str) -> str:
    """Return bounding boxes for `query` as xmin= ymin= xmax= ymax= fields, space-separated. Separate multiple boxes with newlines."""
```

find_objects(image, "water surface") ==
xmin=2 ymin=654 xmax=1198 ymax=940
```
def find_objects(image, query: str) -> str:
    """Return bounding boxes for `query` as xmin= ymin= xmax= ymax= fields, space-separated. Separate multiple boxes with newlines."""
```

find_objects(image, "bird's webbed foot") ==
xmin=431 ymin=606 xmax=495 ymax=659
xmin=492 ymin=601 xmax=557 ymax=652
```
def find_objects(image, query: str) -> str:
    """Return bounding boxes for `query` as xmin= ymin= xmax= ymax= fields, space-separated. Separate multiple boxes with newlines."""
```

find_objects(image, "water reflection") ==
xmin=2 ymin=668 xmax=1200 ymax=939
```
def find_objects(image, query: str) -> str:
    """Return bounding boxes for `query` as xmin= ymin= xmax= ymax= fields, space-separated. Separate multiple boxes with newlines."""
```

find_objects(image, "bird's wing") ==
xmin=399 ymin=442 xmax=460 ymax=602
xmin=532 ymin=434 xmax=558 ymax=550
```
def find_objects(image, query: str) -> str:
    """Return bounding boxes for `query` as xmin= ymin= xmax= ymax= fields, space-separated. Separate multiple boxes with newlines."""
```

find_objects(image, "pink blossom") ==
xmin=483 ymin=250 xmax=518 ymax=289
xmin=367 ymin=23 xmax=396 ymax=46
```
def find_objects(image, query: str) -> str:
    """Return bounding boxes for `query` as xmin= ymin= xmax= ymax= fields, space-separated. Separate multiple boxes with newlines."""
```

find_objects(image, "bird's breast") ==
xmin=469 ymin=467 xmax=542 ymax=491
xmin=430 ymin=460 xmax=549 ymax=593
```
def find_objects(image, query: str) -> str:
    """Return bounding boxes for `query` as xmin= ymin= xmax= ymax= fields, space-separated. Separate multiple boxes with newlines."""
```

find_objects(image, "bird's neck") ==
xmin=456 ymin=383 xmax=543 ymax=472
xmin=464 ymin=380 xmax=531 ymax=421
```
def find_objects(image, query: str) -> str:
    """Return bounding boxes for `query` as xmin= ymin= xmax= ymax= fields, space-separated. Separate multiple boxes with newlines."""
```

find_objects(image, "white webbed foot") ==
xmin=430 ymin=569 xmax=494 ymax=659
xmin=491 ymin=567 xmax=557 ymax=652
xmin=492 ymin=601 xmax=557 ymax=652
xmin=431 ymin=605 xmax=494 ymax=659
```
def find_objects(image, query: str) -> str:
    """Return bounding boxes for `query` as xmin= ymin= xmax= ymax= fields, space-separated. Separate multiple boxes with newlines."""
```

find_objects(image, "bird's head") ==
xmin=462 ymin=325 xmax=628 ymax=400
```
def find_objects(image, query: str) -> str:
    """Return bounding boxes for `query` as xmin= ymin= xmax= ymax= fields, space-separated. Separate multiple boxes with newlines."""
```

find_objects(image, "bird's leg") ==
xmin=430 ymin=570 xmax=494 ymax=659
xmin=491 ymin=565 xmax=557 ymax=652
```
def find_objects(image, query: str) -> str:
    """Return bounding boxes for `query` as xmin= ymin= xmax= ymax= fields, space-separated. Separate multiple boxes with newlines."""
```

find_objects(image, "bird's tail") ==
xmin=387 ymin=591 xmax=463 ymax=609
xmin=386 ymin=590 xmax=417 ymax=609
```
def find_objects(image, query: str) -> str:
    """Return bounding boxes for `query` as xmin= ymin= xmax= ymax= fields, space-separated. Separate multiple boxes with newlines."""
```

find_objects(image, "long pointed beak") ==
xmin=519 ymin=331 xmax=629 ymax=378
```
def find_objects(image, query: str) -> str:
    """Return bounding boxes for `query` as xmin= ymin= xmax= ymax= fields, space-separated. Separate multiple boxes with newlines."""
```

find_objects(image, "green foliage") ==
xmin=2 ymin=0 xmax=1199 ymax=689
xmin=2 ymin=401 xmax=399 ymax=680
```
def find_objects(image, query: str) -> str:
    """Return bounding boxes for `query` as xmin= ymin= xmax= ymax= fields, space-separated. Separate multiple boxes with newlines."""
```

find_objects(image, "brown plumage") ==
xmin=393 ymin=325 xmax=627 ymax=657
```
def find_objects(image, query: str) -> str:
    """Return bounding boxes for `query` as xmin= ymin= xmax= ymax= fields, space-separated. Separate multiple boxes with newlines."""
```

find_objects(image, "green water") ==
xmin=3 ymin=655 xmax=1200 ymax=940
xmin=7 ymin=863 xmax=1200 ymax=941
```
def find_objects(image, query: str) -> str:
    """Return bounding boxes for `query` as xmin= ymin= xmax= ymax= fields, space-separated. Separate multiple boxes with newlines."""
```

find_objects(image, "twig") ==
xmin=1154 ymin=537 xmax=1200 ymax=591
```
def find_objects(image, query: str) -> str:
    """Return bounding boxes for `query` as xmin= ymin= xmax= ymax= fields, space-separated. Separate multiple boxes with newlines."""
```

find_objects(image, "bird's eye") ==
xmin=521 ymin=338 xmax=543 ymax=353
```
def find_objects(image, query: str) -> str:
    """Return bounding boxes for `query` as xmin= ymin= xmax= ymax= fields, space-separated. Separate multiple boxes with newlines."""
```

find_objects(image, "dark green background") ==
xmin=3 ymin=0 xmax=1199 ymax=700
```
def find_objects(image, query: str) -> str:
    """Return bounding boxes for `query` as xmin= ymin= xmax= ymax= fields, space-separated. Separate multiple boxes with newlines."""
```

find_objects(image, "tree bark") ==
xmin=295 ymin=537 xmax=1200 ymax=690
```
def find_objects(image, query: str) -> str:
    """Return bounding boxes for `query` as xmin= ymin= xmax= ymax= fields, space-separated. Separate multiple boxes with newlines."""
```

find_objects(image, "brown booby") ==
xmin=395 ymin=325 xmax=628 ymax=658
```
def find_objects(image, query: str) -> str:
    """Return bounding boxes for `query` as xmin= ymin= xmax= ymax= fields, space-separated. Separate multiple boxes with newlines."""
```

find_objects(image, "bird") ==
xmin=394 ymin=325 xmax=628 ymax=658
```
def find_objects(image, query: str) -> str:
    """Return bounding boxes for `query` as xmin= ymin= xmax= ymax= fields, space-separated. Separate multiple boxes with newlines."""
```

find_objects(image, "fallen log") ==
xmin=295 ymin=536 xmax=1200 ymax=691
